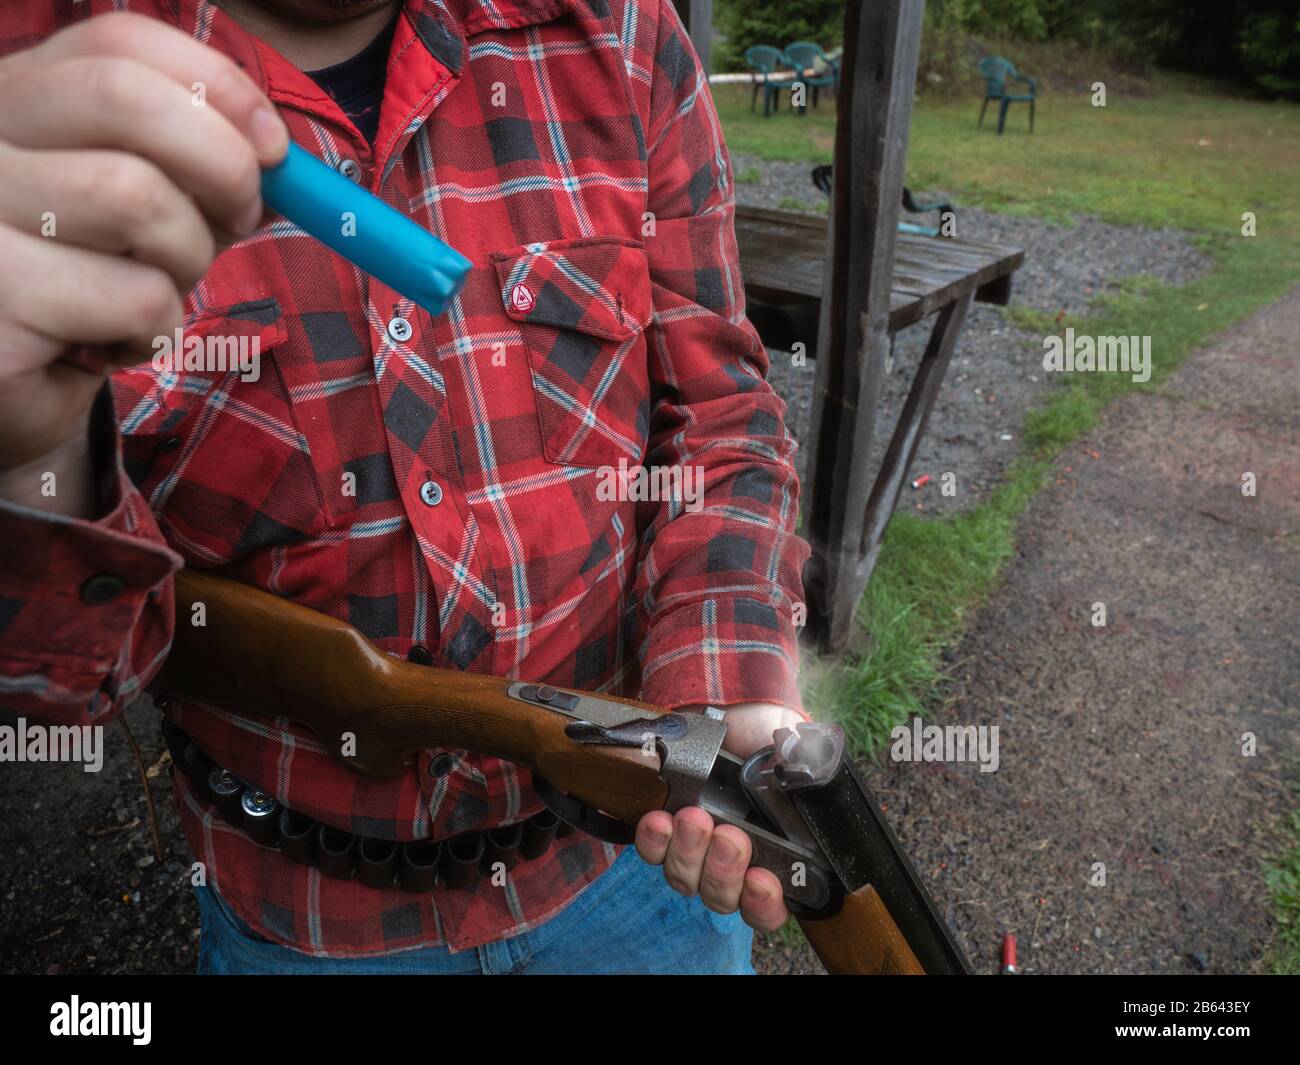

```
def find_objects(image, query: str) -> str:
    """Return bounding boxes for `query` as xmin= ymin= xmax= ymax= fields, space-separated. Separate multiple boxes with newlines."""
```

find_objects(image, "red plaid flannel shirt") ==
xmin=0 ymin=0 xmax=809 ymax=955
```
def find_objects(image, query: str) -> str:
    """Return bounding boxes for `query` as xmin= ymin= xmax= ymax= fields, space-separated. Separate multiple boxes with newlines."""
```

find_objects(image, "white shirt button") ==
xmin=387 ymin=317 xmax=412 ymax=343
xmin=419 ymin=480 xmax=443 ymax=507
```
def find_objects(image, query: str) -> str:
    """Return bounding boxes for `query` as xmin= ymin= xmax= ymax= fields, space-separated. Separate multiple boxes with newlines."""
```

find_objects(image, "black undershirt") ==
xmin=305 ymin=15 xmax=398 ymax=146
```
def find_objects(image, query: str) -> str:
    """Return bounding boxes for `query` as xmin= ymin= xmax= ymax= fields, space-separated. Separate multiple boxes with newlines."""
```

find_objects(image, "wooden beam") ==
xmin=672 ymin=0 xmax=713 ymax=74
xmin=858 ymin=291 xmax=973 ymax=584
xmin=802 ymin=0 xmax=925 ymax=653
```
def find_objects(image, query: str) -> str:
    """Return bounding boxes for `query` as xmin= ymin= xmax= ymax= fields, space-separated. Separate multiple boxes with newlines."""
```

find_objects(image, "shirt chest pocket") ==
xmin=490 ymin=237 xmax=653 ymax=469
xmin=117 ymin=299 xmax=330 ymax=562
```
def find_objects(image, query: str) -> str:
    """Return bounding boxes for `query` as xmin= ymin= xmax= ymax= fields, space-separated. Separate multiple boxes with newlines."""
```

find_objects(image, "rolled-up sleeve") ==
xmin=631 ymin=1 xmax=810 ymax=716
xmin=0 ymin=388 xmax=180 ymax=724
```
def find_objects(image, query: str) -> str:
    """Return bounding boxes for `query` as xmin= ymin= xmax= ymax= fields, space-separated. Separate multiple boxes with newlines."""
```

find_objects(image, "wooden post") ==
xmin=802 ymin=0 xmax=925 ymax=653
xmin=672 ymin=0 xmax=713 ymax=75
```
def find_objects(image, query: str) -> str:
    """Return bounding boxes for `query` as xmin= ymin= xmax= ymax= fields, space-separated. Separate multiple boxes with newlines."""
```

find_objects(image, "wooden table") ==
xmin=735 ymin=204 xmax=1023 ymax=338
xmin=734 ymin=204 xmax=1024 ymax=649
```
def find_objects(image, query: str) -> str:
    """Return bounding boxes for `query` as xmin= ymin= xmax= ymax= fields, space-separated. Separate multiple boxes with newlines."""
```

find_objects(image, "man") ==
xmin=0 ymin=0 xmax=809 ymax=974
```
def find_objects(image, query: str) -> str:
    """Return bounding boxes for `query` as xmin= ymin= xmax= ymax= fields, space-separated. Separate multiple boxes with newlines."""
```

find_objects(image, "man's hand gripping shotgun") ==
xmin=159 ymin=569 xmax=971 ymax=976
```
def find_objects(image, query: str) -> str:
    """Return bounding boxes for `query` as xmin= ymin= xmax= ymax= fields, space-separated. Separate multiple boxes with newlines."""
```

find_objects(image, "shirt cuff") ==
xmin=637 ymin=596 xmax=809 ymax=720
xmin=0 ymin=396 xmax=181 ymax=700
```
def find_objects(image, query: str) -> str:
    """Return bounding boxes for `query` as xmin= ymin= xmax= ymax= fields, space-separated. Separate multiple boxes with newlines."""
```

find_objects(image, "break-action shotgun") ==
xmin=157 ymin=568 xmax=970 ymax=976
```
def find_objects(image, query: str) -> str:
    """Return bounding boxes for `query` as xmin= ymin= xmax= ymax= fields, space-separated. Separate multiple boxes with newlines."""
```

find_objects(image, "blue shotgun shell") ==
xmin=260 ymin=142 xmax=472 ymax=316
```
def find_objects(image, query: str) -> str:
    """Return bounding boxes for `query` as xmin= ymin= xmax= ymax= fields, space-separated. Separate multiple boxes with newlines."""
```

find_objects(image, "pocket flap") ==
xmin=118 ymin=297 xmax=288 ymax=438
xmin=490 ymin=237 xmax=650 ymax=341
xmin=185 ymin=297 xmax=288 ymax=351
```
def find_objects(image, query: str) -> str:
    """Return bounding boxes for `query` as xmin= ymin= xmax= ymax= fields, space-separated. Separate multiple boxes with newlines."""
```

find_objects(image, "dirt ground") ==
xmin=755 ymin=286 xmax=1300 ymax=975
xmin=0 ymin=698 xmax=193 ymax=975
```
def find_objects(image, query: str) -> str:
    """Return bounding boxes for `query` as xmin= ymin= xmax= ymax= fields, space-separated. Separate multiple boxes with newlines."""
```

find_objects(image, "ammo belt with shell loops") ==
xmin=162 ymin=717 xmax=571 ymax=893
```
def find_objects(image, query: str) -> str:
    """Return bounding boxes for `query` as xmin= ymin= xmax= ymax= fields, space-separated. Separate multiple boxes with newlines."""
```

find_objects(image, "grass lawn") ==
xmin=716 ymin=79 xmax=1300 ymax=233
xmin=1267 ymin=812 xmax=1300 ymax=974
xmin=716 ymin=80 xmax=1300 ymax=958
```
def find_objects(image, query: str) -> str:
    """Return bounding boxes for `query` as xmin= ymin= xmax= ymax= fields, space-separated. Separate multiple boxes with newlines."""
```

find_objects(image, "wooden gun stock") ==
xmin=159 ymin=568 xmax=930 ymax=975
xmin=159 ymin=569 xmax=668 ymax=825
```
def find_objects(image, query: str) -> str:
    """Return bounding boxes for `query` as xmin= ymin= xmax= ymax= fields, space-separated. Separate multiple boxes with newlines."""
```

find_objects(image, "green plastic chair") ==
xmin=811 ymin=166 xmax=956 ymax=237
xmin=781 ymin=41 xmax=839 ymax=114
xmin=978 ymin=56 xmax=1036 ymax=134
xmin=745 ymin=45 xmax=787 ymax=117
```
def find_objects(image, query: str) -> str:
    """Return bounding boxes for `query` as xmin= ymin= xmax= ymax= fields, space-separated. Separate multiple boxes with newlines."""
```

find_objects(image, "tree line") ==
xmin=711 ymin=0 xmax=1299 ymax=96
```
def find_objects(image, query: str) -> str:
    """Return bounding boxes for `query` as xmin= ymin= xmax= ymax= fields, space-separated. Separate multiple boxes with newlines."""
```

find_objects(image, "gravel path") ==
xmin=738 ymin=152 xmax=1212 ymax=514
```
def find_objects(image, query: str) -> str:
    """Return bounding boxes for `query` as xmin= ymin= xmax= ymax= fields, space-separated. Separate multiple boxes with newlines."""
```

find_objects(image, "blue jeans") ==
xmin=196 ymin=846 xmax=754 ymax=974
